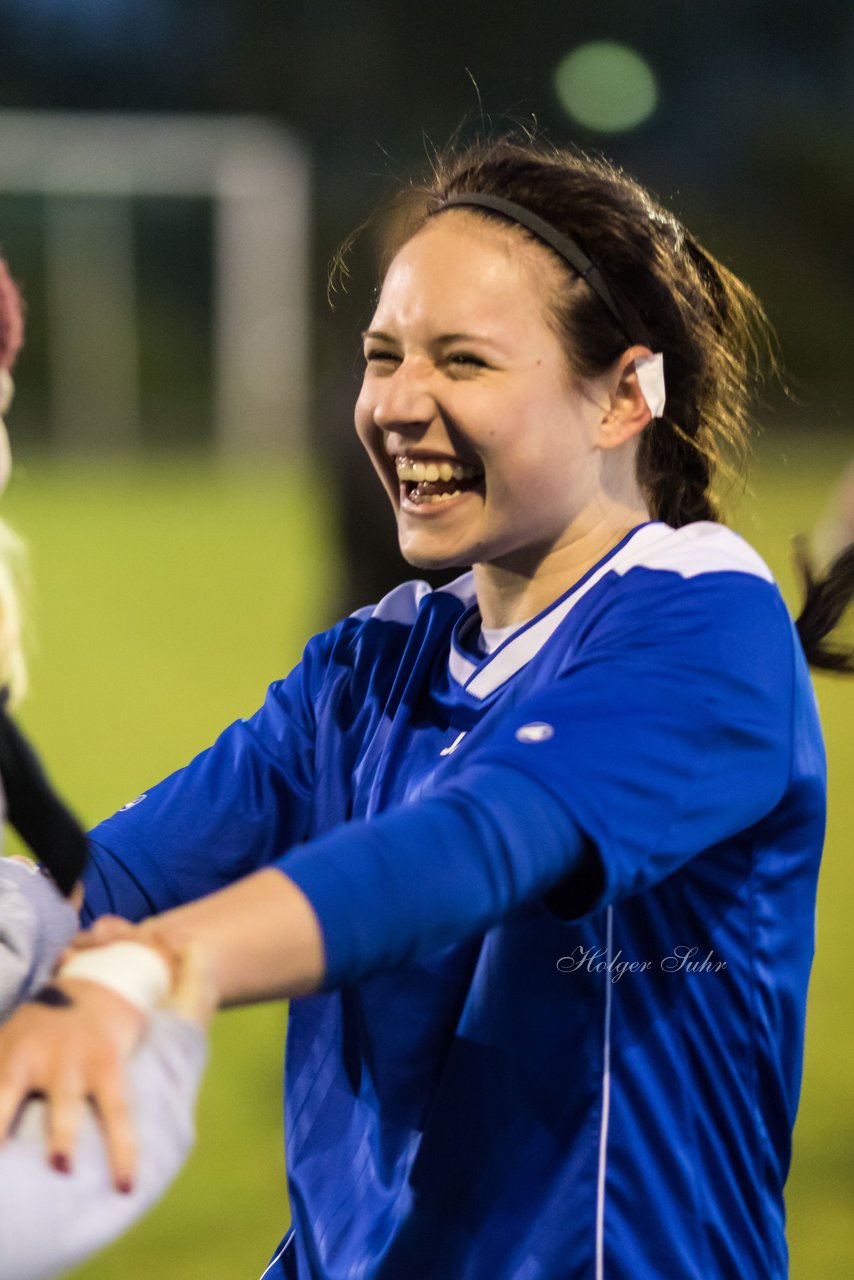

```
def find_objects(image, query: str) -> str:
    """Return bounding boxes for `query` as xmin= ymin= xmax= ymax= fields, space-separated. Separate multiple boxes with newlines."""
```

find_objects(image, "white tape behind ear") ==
xmin=633 ymin=353 xmax=666 ymax=419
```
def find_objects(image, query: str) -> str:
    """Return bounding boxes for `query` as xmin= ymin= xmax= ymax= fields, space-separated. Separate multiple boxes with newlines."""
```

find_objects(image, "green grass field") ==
xmin=3 ymin=438 xmax=853 ymax=1279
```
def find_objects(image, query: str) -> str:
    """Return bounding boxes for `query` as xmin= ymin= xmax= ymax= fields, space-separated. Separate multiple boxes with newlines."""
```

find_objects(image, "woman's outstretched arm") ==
xmin=130 ymin=867 xmax=326 ymax=1004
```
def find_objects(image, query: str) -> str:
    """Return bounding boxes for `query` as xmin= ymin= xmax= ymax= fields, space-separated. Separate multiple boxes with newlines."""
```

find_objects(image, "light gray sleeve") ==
xmin=0 ymin=1010 xmax=208 ymax=1280
xmin=0 ymin=861 xmax=79 ymax=1020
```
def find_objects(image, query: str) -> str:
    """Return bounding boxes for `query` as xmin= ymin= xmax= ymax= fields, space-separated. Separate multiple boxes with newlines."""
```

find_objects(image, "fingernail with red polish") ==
xmin=117 ymin=1177 xmax=133 ymax=1195
xmin=51 ymin=1154 xmax=71 ymax=1174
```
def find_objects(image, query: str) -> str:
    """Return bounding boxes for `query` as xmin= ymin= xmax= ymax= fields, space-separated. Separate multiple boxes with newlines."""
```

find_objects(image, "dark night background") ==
xmin=2 ymin=0 xmax=853 ymax=602
xmin=3 ymin=0 xmax=853 ymax=374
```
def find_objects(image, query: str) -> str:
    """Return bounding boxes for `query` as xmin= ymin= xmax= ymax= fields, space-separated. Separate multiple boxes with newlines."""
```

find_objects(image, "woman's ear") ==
xmin=597 ymin=346 xmax=659 ymax=450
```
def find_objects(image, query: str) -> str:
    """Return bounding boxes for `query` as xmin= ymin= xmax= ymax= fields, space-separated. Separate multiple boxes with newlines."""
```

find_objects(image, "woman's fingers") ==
xmin=0 ymin=1052 xmax=33 ymax=1141
xmin=164 ymin=942 xmax=218 ymax=1029
xmin=69 ymin=916 xmax=138 ymax=950
xmin=61 ymin=917 xmax=141 ymax=969
xmin=92 ymin=1067 xmax=136 ymax=1193
xmin=0 ymin=980 xmax=145 ymax=1187
xmin=45 ymin=1070 xmax=85 ymax=1174
xmin=0 ymin=1011 xmax=47 ymax=1141
xmin=41 ymin=1053 xmax=136 ymax=1192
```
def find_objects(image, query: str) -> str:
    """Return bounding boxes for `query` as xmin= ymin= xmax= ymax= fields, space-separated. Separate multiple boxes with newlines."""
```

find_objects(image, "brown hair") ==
xmin=395 ymin=139 xmax=770 ymax=528
xmin=382 ymin=138 xmax=852 ymax=672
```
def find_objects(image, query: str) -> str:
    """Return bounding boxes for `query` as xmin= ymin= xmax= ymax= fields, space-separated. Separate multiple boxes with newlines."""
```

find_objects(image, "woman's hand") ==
xmin=0 ymin=917 xmax=219 ymax=1195
xmin=0 ymin=866 xmax=324 ymax=1192
xmin=66 ymin=917 xmax=220 ymax=1030
xmin=0 ymin=977 xmax=146 ymax=1191
xmin=67 ymin=871 xmax=326 ymax=1008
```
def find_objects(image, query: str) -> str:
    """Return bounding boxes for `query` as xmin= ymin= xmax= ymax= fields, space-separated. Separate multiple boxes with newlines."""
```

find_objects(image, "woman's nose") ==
xmin=370 ymin=361 xmax=435 ymax=432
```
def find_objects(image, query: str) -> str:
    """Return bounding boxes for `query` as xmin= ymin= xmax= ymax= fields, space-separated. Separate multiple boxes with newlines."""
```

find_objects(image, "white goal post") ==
xmin=0 ymin=110 xmax=309 ymax=457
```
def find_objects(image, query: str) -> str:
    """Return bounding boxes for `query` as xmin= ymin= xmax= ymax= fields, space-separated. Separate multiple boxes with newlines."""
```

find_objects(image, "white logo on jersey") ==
xmin=440 ymin=731 xmax=467 ymax=757
xmin=515 ymin=722 xmax=554 ymax=743
xmin=119 ymin=793 xmax=148 ymax=812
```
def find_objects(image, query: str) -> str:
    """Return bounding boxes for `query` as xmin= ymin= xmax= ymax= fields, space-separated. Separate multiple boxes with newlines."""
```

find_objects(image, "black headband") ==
xmin=434 ymin=192 xmax=631 ymax=340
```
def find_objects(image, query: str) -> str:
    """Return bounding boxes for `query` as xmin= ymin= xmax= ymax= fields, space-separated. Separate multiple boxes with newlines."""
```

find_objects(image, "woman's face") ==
xmin=355 ymin=212 xmax=615 ymax=574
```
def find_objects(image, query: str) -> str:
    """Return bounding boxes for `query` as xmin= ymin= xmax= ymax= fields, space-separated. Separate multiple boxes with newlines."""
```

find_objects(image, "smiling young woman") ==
xmin=356 ymin=208 xmax=658 ymax=626
xmin=0 ymin=138 xmax=852 ymax=1280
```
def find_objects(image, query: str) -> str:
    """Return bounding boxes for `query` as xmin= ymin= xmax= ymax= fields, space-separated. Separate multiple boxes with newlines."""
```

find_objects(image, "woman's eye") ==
xmin=448 ymin=353 xmax=486 ymax=369
xmin=364 ymin=349 xmax=399 ymax=364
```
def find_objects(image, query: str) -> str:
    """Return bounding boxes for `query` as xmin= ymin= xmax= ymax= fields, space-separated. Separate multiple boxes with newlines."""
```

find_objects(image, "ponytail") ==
xmin=793 ymin=537 xmax=854 ymax=673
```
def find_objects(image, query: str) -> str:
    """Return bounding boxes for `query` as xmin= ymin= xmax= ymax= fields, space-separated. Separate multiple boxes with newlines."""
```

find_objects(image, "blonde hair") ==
xmin=0 ymin=257 xmax=27 ymax=705
xmin=0 ymin=513 xmax=27 ymax=705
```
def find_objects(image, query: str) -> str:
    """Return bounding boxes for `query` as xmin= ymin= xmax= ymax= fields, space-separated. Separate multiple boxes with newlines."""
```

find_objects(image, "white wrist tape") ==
xmin=59 ymin=941 xmax=172 ymax=1015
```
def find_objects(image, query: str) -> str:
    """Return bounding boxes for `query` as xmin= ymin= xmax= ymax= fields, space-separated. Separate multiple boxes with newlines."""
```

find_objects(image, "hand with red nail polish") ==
xmin=0 ymin=940 xmax=211 ymax=1280
xmin=0 ymin=977 xmax=145 ymax=1192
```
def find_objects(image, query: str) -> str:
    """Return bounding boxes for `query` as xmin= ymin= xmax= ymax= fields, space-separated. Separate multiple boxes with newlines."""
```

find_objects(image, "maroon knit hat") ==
xmin=0 ymin=258 xmax=24 ymax=372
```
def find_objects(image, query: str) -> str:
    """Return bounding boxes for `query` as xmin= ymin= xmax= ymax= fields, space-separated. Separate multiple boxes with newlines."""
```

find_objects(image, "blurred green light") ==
xmin=554 ymin=42 xmax=658 ymax=133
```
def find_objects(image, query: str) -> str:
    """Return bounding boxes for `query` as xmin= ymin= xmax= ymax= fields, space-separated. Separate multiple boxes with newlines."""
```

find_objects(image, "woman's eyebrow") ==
xmin=361 ymin=329 xmax=397 ymax=343
xmin=361 ymin=329 xmax=503 ymax=349
xmin=434 ymin=332 xmax=498 ymax=347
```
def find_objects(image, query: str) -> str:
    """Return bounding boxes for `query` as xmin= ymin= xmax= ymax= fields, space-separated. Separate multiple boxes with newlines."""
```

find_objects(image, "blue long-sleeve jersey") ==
xmin=83 ymin=521 xmax=826 ymax=1280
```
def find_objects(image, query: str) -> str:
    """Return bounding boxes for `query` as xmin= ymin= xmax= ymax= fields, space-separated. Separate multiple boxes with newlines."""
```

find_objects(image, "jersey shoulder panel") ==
xmin=611 ymin=521 xmax=774 ymax=583
xmin=560 ymin=522 xmax=783 ymax=654
xmin=454 ymin=525 xmax=781 ymax=702
xmin=558 ymin=523 xmax=791 ymax=678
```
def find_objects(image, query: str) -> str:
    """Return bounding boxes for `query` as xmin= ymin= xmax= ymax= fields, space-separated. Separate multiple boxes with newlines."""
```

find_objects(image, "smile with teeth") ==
xmin=395 ymin=455 xmax=483 ymax=505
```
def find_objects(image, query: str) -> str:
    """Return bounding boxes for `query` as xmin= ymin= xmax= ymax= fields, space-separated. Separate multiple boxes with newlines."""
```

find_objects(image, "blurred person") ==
xmin=813 ymin=456 xmax=854 ymax=566
xmin=1 ymin=138 xmax=854 ymax=1280
xmin=0 ymin=258 xmax=211 ymax=1280
xmin=0 ymin=254 xmax=87 ymax=1000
